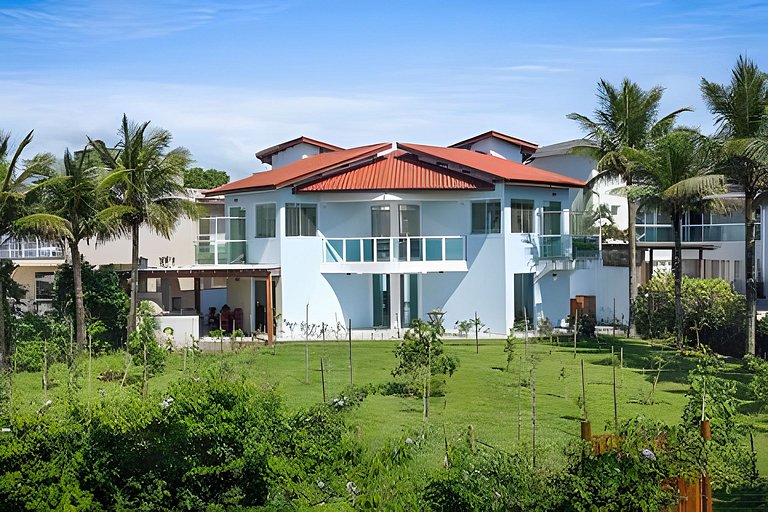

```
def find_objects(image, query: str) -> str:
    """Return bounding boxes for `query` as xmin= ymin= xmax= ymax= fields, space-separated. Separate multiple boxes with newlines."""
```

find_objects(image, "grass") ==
xmin=8 ymin=335 xmax=768 ymax=476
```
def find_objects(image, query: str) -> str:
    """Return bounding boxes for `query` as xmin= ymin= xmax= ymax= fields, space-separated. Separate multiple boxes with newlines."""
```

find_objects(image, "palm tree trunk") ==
xmin=0 ymin=278 xmax=6 ymax=368
xmin=129 ymin=222 xmax=140 ymax=334
xmin=627 ymin=198 xmax=639 ymax=335
xmin=672 ymin=210 xmax=684 ymax=347
xmin=71 ymin=238 xmax=87 ymax=351
xmin=745 ymin=193 xmax=757 ymax=356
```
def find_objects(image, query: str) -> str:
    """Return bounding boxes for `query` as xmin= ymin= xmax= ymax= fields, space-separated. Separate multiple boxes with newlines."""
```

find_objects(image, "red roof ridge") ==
xmin=449 ymin=130 xmax=538 ymax=152
xmin=397 ymin=142 xmax=585 ymax=188
xmin=255 ymin=136 xmax=343 ymax=165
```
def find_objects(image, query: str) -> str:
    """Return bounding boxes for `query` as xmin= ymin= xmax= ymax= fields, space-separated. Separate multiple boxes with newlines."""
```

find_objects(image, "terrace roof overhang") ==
xmin=138 ymin=264 xmax=281 ymax=279
xmin=636 ymin=242 xmax=720 ymax=251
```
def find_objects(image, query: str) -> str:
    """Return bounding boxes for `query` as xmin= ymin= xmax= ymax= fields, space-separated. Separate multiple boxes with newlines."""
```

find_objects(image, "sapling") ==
xmin=504 ymin=329 xmax=517 ymax=371
xmin=559 ymin=366 xmax=568 ymax=400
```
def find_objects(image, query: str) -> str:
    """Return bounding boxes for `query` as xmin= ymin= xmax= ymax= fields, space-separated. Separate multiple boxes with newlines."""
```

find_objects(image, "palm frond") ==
xmin=14 ymin=213 xmax=73 ymax=241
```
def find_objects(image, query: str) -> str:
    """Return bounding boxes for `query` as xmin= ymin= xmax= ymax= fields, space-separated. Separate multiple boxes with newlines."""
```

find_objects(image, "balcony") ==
xmin=636 ymin=223 xmax=756 ymax=242
xmin=538 ymin=235 xmax=600 ymax=260
xmin=195 ymin=217 xmax=246 ymax=265
xmin=0 ymin=237 xmax=64 ymax=260
xmin=321 ymin=236 xmax=468 ymax=273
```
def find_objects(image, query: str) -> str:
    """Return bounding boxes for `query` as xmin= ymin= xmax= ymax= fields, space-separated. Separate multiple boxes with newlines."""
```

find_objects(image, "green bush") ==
xmin=633 ymin=273 xmax=745 ymax=354
xmin=10 ymin=313 xmax=68 ymax=371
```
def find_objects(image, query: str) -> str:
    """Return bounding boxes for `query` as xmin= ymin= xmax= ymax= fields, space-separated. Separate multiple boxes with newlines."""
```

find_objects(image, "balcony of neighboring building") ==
xmin=635 ymin=208 xmax=758 ymax=243
xmin=0 ymin=236 xmax=64 ymax=261
xmin=194 ymin=216 xmax=247 ymax=265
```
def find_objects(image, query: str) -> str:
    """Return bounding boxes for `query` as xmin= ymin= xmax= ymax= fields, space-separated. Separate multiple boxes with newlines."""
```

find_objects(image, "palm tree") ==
xmin=625 ymin=130 xmax=725 ymax=345
xmin=15 ymin=148 xmax=106 ymax=352
xmin=0 ymin=130 xmax=55 ymax=366
xmin=568 ymin=79 xmax=691 ymax=333
xmin=89 ymin=115 xmax=195 ymax=333
xmin=701 ymin=55 xmax=768 ymax=356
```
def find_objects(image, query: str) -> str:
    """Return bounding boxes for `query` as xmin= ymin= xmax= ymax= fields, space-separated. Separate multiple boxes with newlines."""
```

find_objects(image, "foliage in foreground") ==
xmin=633 ymin=273 xmax=745 ymax=354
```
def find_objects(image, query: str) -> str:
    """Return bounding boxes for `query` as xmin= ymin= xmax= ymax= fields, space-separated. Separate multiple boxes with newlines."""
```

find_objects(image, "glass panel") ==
xmin=228 ymin=241 xmax=246 ymax=263
xmin=35 ymin=272 xmax=55 ymax=301
xmin=426 ymin=238 xmax=442 ymax=261
xmin=376 ymin=238 xmax=390 ymax=261
xmin=471 ymin=203 xmax=486 ymax=234
xmin=199 ymin=218 xmax=212 ymax=236
xmin=540 ymin=237 xmax=563 ymax=258
xmin=511 ymin=199 xmax=534 ymax=233
xmin=302 ymin=205 xmax=317 ymax=236
xmin=372 ymin=274 xmax=390 ymax=327
xmin=195 ymin=241 xmax=215 ymax=264
xmin=286 ymin=205 xmax=300 ymax=236
xmin=409 ymin=238 xmax=422 ymax=261
xmin=445 ymin=238 xmax=463 ymax=260
xmin=326 ymin=239 xmax=343 ymax=262
xmin=371 ymin=206 xmax=391 ymax=237
xmin=513 ymin=273 xmax=534 ymax=324
xmin=346 ymin=239 xmax=361 ymax=262
xmin=399 ymin=205 xmax=420 ymax=236
xmin=542 ymin=211 xmax=561 ymax=235
xmin=487 ymin=201 xmax=501 ymax=233
xmin=572 ymin=236 xmax=599 ymax=259
xmin=363 ymin=239 xmax=374 ymax=262
xmin=397 ymin=238 xmax=408 ymax=261
xmin=255 ymin=204 xmax=276 ymax=238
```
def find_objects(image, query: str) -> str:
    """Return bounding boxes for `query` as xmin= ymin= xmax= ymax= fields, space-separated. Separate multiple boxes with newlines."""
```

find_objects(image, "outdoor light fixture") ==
xmin=552 ymin=272 xmax=558 ymax=281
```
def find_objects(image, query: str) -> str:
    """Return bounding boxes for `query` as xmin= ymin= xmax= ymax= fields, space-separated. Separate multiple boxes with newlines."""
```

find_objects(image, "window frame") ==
xmin=254 ymin=202 xmax=277 ymax=238
xmin=470 ymin=200 xmax=501 ymax=234
xmin=510 ymin=199 xmax=534 ymax=233
xmin=285 ymin=203 xmax=318 ymax=237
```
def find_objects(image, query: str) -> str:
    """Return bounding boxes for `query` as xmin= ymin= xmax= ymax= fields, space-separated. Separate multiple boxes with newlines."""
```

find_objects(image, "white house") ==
xmin=152 ymin=132 xmax=623 ymax=340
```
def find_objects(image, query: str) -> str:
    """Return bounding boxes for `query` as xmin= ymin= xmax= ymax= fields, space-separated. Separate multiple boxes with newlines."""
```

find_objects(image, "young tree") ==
xmin=0 ymin=130 xmax=55 ymax=366
xmin=15 ymin=149 xmax=107 ymax=351
xmin=701 ymin=56 xmax=768 ymax=355
xmin=89 ymin=115 xmax=196 ymax=333
xmin=393 ymin=319 xmax=458 ymax=419
xmin=624 ymin=130 xmax=725 ymax=345
xmin=568 ymin=79 xmax=691 ymax=332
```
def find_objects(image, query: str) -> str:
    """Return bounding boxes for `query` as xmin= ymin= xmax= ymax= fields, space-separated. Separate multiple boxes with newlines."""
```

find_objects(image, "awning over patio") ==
xmin=138 ymin=264 xmax=280 ymax=344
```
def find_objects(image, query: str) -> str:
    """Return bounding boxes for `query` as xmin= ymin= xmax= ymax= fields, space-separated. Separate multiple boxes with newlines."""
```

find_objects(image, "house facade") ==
xmin=195 ymin=134 xmax=619 ymax=337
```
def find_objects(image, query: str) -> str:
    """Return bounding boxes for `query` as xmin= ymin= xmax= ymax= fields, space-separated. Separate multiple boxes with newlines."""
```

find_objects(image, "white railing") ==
xmin=636 ymin=223 xmax=753 ymax=242
xmin=322 ymin=236 xmax=466 ymax=264
xmin=0 ymin=237 xmax=64 ymax=259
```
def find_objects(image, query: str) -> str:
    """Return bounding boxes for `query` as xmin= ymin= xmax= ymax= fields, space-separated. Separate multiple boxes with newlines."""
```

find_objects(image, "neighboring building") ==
xmin=157 ymin=132 xmax=622 ymax=339
xmin=1 ymin=236 xmax=64 ymax=313
xmin=531 ymin=140 xmax=763 ymax=299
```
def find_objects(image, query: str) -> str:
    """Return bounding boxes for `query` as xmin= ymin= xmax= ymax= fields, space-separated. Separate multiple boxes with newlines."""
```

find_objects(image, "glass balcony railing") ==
xmin=538 ymin=235 xmax=599 ymax=260
xmin=636 ymin=223 xmax=754 ymax=242
xmin=195 ymin=216 xmax=247 ymax=265
xmin=0 ymin=237 xmax=64 ymax=259
xmin=323 ymin=236 xmax=466 ymax=264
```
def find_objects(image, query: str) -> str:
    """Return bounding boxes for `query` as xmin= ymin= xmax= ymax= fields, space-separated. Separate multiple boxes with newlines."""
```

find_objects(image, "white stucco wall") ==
xmin=271 ymin=142 xmax=324 ymax=169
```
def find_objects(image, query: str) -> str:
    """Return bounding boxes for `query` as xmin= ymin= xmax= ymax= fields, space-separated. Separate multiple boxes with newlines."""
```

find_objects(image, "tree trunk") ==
xmin=129 ymin=222 xmax=140 ymax=334
xmin=745 ymin=193 xmax=757 ymax=356
xmin=627 ymin=198 xmax=639 ymax=335
xmin=71 ymin=238 xmax=87 ymax=351
xmin=0 ymin=278 xmax=6 ymax=368
xmin=673 ymin=210 xmax=684 ymax=347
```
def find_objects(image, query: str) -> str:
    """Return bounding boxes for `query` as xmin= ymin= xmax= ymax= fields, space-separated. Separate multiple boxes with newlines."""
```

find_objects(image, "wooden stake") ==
xmin=517 ymin=355 xmax=522 ymax=442
xmin=612 ymin=358 xmax=618 ymax=431
xmin=320 ymin=357 xmax=326 ymax=403
xmin=531 ymin=368 xmax=537 ymax=467
xmin=348 ymin=318 xmax=353 ymax=387
xmin=613 ymin=297 xmax=616 ymax=337
xmin=305 ymin=304 xmax=310 ymax=385
xmin=573 ymin=309 xmax=578 ymax=359
xmin=524 ymin=307 xmax=529 ymax=357
xmin=474 ymin=311 xmax=479 ymax=354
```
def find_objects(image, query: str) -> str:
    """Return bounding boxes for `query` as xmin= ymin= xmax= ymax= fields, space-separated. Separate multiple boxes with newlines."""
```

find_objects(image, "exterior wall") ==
xmin=10 ymin=262 xmax=61 ymax=309
xmin=226 ymin=277 xmax=252 ymax=333
xmin=270 ymin=142 xmax=324 ymax=169
xmin=467 ymin=138 xmax=525 ymax=162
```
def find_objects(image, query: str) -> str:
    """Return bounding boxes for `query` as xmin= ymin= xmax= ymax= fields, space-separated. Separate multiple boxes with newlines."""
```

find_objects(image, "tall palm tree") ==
xmin=568 ymin=79 xmax=691 ymax=333
xmin=15 ymin=148 xmax=106 ymax=352
xmin=625 ymin=130 xmax=725 ymax=345
xmin=0 ymin=130 xmax=55 ymax=366
xmin=89 ymin=115 xmax=195 ymax=333
xmin=701 ymin=55 xmax=768 ymax=356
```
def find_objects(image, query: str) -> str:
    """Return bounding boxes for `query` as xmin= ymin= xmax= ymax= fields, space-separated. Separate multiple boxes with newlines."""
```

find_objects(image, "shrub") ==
xmin=10 ymin=313 xmax=68 ymax=371
xmin=633 ymin=273 xmax=745 ymax=354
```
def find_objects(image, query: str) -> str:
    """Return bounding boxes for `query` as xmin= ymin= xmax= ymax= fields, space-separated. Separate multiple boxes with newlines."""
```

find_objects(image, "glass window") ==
xmin=542 ymin=201 xmax=561 ymax=236
xmin=35 ymin=272 xmax=54 ymax=302
xmin=285 ymin=203 xmax=317 ymax=236
xmin=255 ymin=203 xmax=276 ymax=238
xmin=511 ymin=199 xmax=534 ymax=233
xmin=471 ymin=200 xmax=501 ymax=234
xmin=371 ymin=206 xmax=391 ymax=237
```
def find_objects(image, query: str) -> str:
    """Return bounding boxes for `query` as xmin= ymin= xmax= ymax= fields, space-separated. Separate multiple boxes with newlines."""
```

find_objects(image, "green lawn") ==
xmin=9 ymin=336 xmax=768 ymax=475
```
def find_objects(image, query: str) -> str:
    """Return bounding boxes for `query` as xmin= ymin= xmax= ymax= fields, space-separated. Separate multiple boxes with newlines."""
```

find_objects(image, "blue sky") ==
xmin=1 ymin=0 xmax=766 ymax=179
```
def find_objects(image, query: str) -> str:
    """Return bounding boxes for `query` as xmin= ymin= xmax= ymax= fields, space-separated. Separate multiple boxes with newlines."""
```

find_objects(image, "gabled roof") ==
xmin=255 ymin=136 xmax=343 ymax=165
xmin=398 ymin=143 xmax=586 ymax=187
xmin=208 ymin=143 xmax=389 ymax=195
xmin=295 ymin=150 xmax=494 ymax=192
xmin=449 ymin=130 xmax=538 ymax=152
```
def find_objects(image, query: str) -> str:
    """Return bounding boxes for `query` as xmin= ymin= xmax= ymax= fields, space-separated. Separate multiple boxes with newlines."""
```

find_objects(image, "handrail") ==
xmin=322 ymin=236 xmax=466 ymax=263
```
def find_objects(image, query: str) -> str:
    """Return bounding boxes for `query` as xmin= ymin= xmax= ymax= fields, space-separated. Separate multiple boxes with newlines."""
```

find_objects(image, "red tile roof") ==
xmin=398 ymin=143 xmax=586 ymax=187
xmin=207 ymin=143 xmax=389 ymax=195
xmin=295 ymin=150 xmax=494 ymax=192
xmin=255 ymin=136 xmax=343 ymax=165
xmin=449 ymin=130 xmax=538 ymax=152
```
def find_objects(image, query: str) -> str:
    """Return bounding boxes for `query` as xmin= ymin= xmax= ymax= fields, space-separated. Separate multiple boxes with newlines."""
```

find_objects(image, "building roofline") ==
xmin=449 ymin=130 xmax=538 ymax=152
xmin=254 ymin=136 xmax=343 ymax=165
